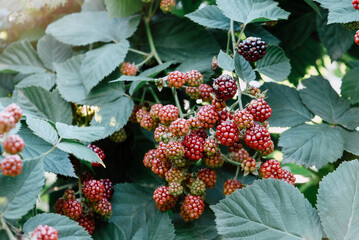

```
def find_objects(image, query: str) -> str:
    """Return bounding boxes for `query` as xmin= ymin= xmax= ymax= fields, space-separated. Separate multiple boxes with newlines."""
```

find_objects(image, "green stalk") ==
xmin=233 ymin=166 xmax=240 ymax=180
xmin=1 ymin=217 xmax=16 ymax=240
xmin=148 ymin=86 xmax=160 ymax=104
xmin=144 ymin=20 xmax=163 ymax=65
xmin=172 ymin=87 xmax=184 ymax=118
xmin=128 ymin=48 xmax=150 ymax=56
xmin=230 ymin=20 xmax=236 ymax=51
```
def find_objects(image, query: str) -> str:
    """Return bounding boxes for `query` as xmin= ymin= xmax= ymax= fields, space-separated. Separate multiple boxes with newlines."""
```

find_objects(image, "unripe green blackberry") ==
xmin=166 ymin=141 xmax=185 ymax=160
xmin=203 ymin=152 xmax=224 ymax=168
xmin=189 ymin=178 xmax=206 ymax=196
xmin=173 ymin=158 xmax=187 ymax=168
xmin=186 ymin=87 xmax=201 ymax=100
xmin=165 ymin=167 xmax=185 ymax=183
xmin=154 ymin=125 xmax=172 ymax=143
xmin=203 ymin=139 xmax=219 ymax=156
xmin=168 ymin=182 xmax=183 ymax=196
xmin=184 ymin=70 xmax=203 ymax=87
xmin=110 ymin=128 xmax=127 ymax=142
xmin=241 ymin=157 xmax=257 ymax=175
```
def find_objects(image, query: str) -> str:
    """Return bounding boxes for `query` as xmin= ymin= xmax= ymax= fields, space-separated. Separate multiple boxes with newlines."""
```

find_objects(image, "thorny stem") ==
xmin=144 ymin=20 xmax=163 ymax=65
xmin=172 ymin=87 xmax=184 ymax=118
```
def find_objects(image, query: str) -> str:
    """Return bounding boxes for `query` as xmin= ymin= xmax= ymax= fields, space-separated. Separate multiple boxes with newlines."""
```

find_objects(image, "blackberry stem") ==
xmin=172 ymin=87 xmax=184 ymax=118
xmin=148 ymin=86 xmax=161 ymax=104
xmin=234 ymin=166 xmax=240 ymax=180
xmin=144 ymin=20 xmax=163 ymax=65
xmin=128 ymin=48 xmax=150 ymax=56
xmin=230 ymin=20 xmax=236 ymax=51
xmin=223 ymin=154 xmax=242 ymax=167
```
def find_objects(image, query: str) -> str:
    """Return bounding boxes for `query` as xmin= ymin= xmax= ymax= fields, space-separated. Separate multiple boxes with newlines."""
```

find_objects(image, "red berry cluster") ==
xmin=160 ymin=0 xmax=176 ymax=12
xmin=31 ymin=225 xmax=58 ymax=240
xmin=120 ymin=62 xmax=137 ymax=76
xmin=259 ymin=159 xmax=296 ymax=185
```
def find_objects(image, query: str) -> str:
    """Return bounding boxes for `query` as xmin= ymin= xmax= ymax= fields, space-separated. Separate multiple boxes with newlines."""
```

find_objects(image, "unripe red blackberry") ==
xmin=197 ymin=168 xmax=216 ymax=189
xmin=120 ymin=62 xmax=137 ymax=76
xmin=259 ymin=159 xmax=283 ymax=179
xmin=230 ymin=148 xmax=249 ymax=163
xmin=223 ymin=179 xmax=242 ymax=195
xmin=4 ymin=103 xmax=22 ymax=123
xmin=0 ymin=112 xmax=16 ymax=134
xmin=156 ymin=142 xmax=168 ymax=162
xmin=158 ymin=105 xmax=179 ymax=125
xmin=188 ymin=117 xmax=200 ymax=130
xmin=160 ymin=0 xmax=176 ymax=12
xmin=245 ymin=123 xmax=272 ymax=151
xmin=110 ymin=128 xmax=127 ymax=143
xmin=153 ymin=186 xmax=177 ymax=211
xmin=140 ymin=114 xmax=158 ymax=131
xmin=165 ymin=167 xmax=185 ymax=183
xmin=246 ymin=98 xmax=272 ymax=122
xmin=191 ymin=128 xmax=208 ymax=140
xmin=213 ymin=74 xmax=238 ymax=101
xmin=166 ymin=141 xmax=185 ymax=160
xmin=199 ymin=84 xmax=213 ymax=102
xmin=186 ymin=87 xmax=201 ymax=100
xmin=77 ymin=214 xmax=95 ymax=235
xmin=88 ymin=144 xmax=105 ymax=167
xmin=182 ymin=133 xmax=204 ymax=161
xmin=180 ymin=195 xmax=204 ymax=222
xmin=136 ymin=108 xmax=148 ymax=123
xmin=241 ymin=157 xmax=257 ymax=175
xmin=237 ymin=37 xmax=267 ymax=62
xmin=81 ymin=172 xmax=94 ymax=185
xmin=216 ymin=121 xmax=239 ymax=146
xmin=197 ymin=105 xmax=219 ymax=129
xmin=217 ymin=110 xmax=233 ymax=125
xmin=168 ymin=182 xmax=183 ymax=196
xmin=169 ymin=118 xmax=190 ymax=137
xmin=233 ymin=110 xmax=254 ymax=129
xmin=83 ymin=180 xmax=104 ymax=202
xmin=63 ymin=199 xmax=82 ymax=220
xmin=353 ymin=0 xmax=359 ymax=10
xmin=211 ymin=99 xmax=226 ymax=111
xmin=130 ymin=105 xmax=141 ymax=123
xmin=3 ymin=134 xmax=25 ymax=154
xmin=167 ymin=70 xmax=185 ymax=88
xmin=259 ymin=141 xmax=274 ymax=156
xmin=94 ymin=198 xmax=112 ymax=220
xmin=149 ymin=104 xmax=163 ymax=120
xmin=101 ymin=178 xmax=114 ymax=199
xmin=203 ymin=152 xmax=224 ymax=168
xmin=203 ymin=139 xmax=219 ymax=156
xmin=31 ymin=225 xmax=58 ymax=240
xmin=355 ymin=30 xmax=359 ymax=45
xmin=151 ymin=158 xmax=171 ymax=178
xmin=0 ymin=155 xmax=22 ymax=176
xmin=143 ymin=149 xmax=156 ymax=169
xmin=282 ymin=169 xmax=296 ymax=185
xmin=54 ymin=198 xmax=65 ymax=215
xmin=154 ymin=125 xmax=172 ymax=143
xmin=63 ymin=189 xmax=76 ymax=200
xmin=189 ymin=178 xmax=206 ymax=196
xmin=228 ymin=142 xmax=243 ymax=152
xmin=248 ymin=86 xmax=261 ymax=97
xmin=185 ymin=70 xmax=203 ymax=87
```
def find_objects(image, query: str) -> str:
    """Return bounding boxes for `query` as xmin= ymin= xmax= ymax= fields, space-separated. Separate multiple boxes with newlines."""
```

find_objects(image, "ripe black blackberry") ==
xmin=237 ymin=37 xmax=267 ymax=62
xmin=213 ymin=74 xmax=238 ymax=101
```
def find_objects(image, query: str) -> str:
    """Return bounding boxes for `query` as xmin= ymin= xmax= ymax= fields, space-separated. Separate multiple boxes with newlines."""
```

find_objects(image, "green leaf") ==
xmin=132 ymin=211 xmax=175 ymax=240
xmin=313 ymin=0 xmax=359 ymax=24
xmin=19 ymin=125 xmax=76 ymax=177
xmin=46 ymin=11 xmax=140 ymax=46
xmin=339 ymin=128 xmax=359 ymax=156
xmin=262 ymin=82 xmax=313 ymax=127
xmin=256 ymin=45 xmax=291 ymax=81
xmin=139 ymin=61 xmax=174 ymax=78
xmin=26 ymin=116 xmax=58 ymax=145
xmin=57 ymin=141 xmax=101 ymax=164
xmin=244 ymin=24 xmax=281 ymax=45
xmin=185 ymin=5 xmax=231 ymax=30
xmin=93 ymin=223 xmax=126 ymax=240
xmin=217 ymin=50 xmax=234 ymax=71
xmin=278 ymin=124 xmax=344 ymax=168
xmin=15 ymin=72 xmax=56 ymax=91
xmin=82 ymin=0 xmax=106 ymax=11
xmin=91 ymin=97 xmax=134 ymax=138
xmin=104 ymin=0 xmax=143 ymax=18
xmin=316 ymin=12 xmax=353 ymax=60
xmin=56 ymin=55 xmax=124 ymax=106
xmin=81 ymin=40 xmax=129 ymax=92
xmin=300 ymin=76 xmax=359 ymax=130
xmin=304 ymin=0 xmax=321 ymax=15
xmin=342 ymin=66 xmax=359 ymax=104
xmin=56 ymin=122 xmax=104 ymax=142
xmin=111 ymin=76 xmax=155 ymax=82
xmin=0 ymin=40 xmax=45 ymax=74
xmin=110 ymin=183 xmax=157 ymax=239
xmin=211 ymin=179 xmax=322 ymax=239
xmin=37 ymin=35 xmax=73 ymax=71
xmin=317 ymin=160 xmax=359 ymax=240
xmin=13 ymin=87 xmax=72 ymax=124
xmin=217 ymin=0 xmax=290 ymax=24
xmin=0 ymin=157 xmax=44 ymax=220
xmin=23 ymin=213 xmax=92 ymax=239
xmin=177 ymin=56 xmax=213 ymax=79
xmin=234 ymin=52 xmax=255 ymax=82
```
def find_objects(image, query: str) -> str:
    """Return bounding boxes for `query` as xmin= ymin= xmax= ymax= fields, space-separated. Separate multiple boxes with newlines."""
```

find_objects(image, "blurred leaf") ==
xmin=186 ymin=5 xmax=230 ymax=30
xmin=82 ymin=0 xmax=106 ymax=11
xmin=234 ymin=53 xmax=256 ymax=82
xmin=104 ymin=0 xmax=143 ymax=18
xmin=93 ymin=222 xmax=126 ymax=240
xmin=57 ymin=140 xmax=101 ymax=164
xmin=244 ymin=24 xmax=281 ymax=45
xmin=314 ymin=0 xmax=359 ymax=24
xmin=217 ymin=50 xmax=234 ymax=71
xmin=342 ymin=66 xmax=359 ymax=104
xmin=56 ymin=123 xmax=104 ymax=142
xmin=15 ymin=73 xmax=56 ymax=91
xmin=339 ymin=128 xmax=359 ymax=156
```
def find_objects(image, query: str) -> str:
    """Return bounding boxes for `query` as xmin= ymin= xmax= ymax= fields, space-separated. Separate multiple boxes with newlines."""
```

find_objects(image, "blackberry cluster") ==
xmin=237 ymin=37 xmax=267 ymax=62
xmin=120 ymin=62 xmax=137 ymax=76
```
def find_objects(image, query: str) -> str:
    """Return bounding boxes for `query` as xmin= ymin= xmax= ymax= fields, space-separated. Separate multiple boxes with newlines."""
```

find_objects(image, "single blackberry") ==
xmin=259 ymin=159 xmax=283 ymax=179
xmin=167 ymin=70 xmax=185 ymax=88
xmin=223 ymin=179 xmax=242 ymax=195
xmin=153 ymin=186 xmax=178 ymax=211
xmin=129 ymin=105 xmax=141 ymax=123
xmin=151 ymin=158 xmax=171 ymax=178
xmin=0 ymin=155 xmax=22 ymax=177
xmin=259 ymin=141 xmax=274 ymax=156
xmin=165 ymin=167 xmax=185 ymax=183
xmin=203 ymin=139 xmax=219 ymax=156
xmin=188 ymin=117 xmax=200 ymax=130
xmin=3 ymin=134 xmax=25 ymax=154
xmin=355 ymin=30 xmax=359 ymax=45
xmin=229 ymin=148 xmax=249 ymax=163
xmin=140 ymin=114 xmax=158 ymax=131
xmin=168 ymin=182 xmax=183 ymax=196
xmin=4 ymin=103 xmax=22 ymax=123
xmin=203 ymin=152 xmax=224 ymax=168
xmin=237 ymin=37 xmax=267 ymax=62
xmin=154 ymin=125 xmax=172 ymax=143
xmin=101 ymin=178 xmax=114 ymax=199
xmin=216 ymin=121 xmax=239 ymax=146
xmin=228 ymin=142 xmax=243 ymax=152
xmin=197 ymin=105 xmax=219 ymax=129
xmin=160 ymin=0 xmax=176 ymax=12
xmin=282 ymin=169 xmax=296 ymax=185
xmin=197 ymin=168 xmax=216 ymax=189
xmin=63 ymin=189 xmax=76 ymax=200
xmin=110 ymin=128 xmax=127 ymax=143
xmin=31 ymin=225 xmax=58 ymax=240
xmin=182 ymin=133 xmax=205 ymax=161
xmin=169 ymin=118 xmax=190 ymax=137
xmin=217 ymin=110 xmax=233 ymax=125
xmin=166 ymin=141 xmax=185 ymax=160
xmin=88 ymin=144 xmax=105 ymax=167
xmin=156 ymin=142 xmax=168 ymax=162
xmin=233 ymin=110 xmax=254 ymax=129
xmin=353 ymin=0 xmax=359 ymax=10
xmin=213 ymin=74 xmax=238 ymax=101
xmin=149 ymin=104 xmax=163 ymax=120
xmin=180 ymin=195 xmax=204 ymax=222
xmin=241 ymin=157 xmax=257 ymax=175
xmin=83 ymin=180 xmax=104 ymax=202
xmin=186 ymin=87 xmax=201 ymax=100
xmin=77 ymin=214 xmax=95 ymax=235
xmin=211 ymin=99 xmax=226 ymax=111
xmin=63 ymin=199 xmax=82 ymax=220
xmin=120 ymin=62 xmax=137 ymax=76
xmin=245 ymin=123 xmax=272 ymax=151
xmin=185 ymin=70 xmax=203 ymax=87
xmin=143 ymin=149 xmax=156 ymax=169
xmin=94 ymin=198 xmax=112 ymax=220
xmin=199 ymin=84 xmax=214 ymax=102
xmin=189 ymin=178 xmax=206 ymax=196
xmin=158 ymin=105 xmax=179 ymax=125
xmin=191 ymin=128 xmax=208 ymax=140
xmin=246 ymin=98 xmax=272 ymax=122
xmin=0 ymin=112 xmax=16 ymax=134
xmin=136 ymin=108 xmax=148 ymax=123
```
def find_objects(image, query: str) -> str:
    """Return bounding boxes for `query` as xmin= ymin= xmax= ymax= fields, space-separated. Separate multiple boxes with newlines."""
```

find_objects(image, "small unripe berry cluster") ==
xmin=120 ymin=62 xmax=137 ymax=76
xmin=31 ymin=225 xmax=59 ymax=240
